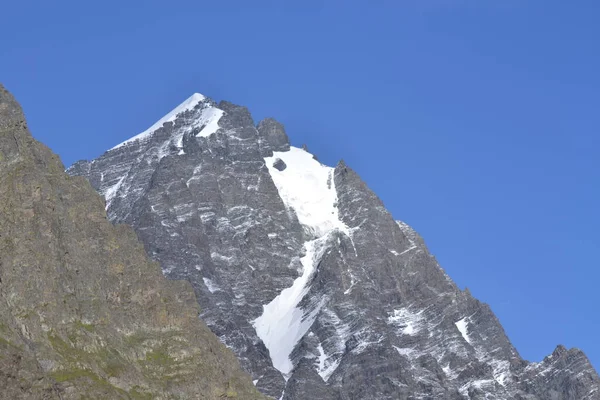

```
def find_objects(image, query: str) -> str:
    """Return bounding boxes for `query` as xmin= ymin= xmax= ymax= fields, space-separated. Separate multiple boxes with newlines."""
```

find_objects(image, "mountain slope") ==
xmin=69 ymin=92 xmax=600 ymax=400
xmin=0 ymin=85 xmax=264 ymax=399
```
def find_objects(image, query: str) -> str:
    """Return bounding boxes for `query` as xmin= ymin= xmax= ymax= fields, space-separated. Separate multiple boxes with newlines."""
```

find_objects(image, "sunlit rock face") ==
xmin=0 ymin=84 xmax=265 ymax=400
xmin=70 ymin=92 xmax=600 ymax=400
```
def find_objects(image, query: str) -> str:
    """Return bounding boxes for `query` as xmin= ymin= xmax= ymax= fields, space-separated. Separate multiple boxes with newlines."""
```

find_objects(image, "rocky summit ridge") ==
xmin=0 ymin=84 xmax=264 ymax=399
xmin=65 ymin=90 xmax=599 ymax=400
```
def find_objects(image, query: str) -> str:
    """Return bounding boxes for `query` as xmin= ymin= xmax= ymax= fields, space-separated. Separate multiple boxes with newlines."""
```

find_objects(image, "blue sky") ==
xmin=2 ymin=1 xmax=598 ymax=370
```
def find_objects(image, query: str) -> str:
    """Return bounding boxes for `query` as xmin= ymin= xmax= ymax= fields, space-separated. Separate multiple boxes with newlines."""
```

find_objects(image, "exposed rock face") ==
xmin=0 ymin=85 xmax=264 ymax=399
xmin=68 ymin=92 xmax=600 ymax=400
xmin=257 ymin=118 xmax=290 ymax=155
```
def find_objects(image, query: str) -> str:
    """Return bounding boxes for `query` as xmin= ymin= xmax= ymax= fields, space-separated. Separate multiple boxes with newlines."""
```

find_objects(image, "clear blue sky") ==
xmin=2 ymin=1 xmax=598 ymax=370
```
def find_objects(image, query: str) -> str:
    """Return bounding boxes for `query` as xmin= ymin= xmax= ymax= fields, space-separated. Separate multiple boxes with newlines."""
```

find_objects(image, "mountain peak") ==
xmin=110 ymin=92 xmax=217 ymax=150
xmin=68 ymin=90 xmax=600 ymax=400
xmin=0 ymin=84 xmax=264 ymax=399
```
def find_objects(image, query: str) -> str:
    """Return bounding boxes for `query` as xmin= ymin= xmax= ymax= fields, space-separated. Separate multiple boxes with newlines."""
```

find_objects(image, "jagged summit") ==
xmin=69 ymin=91 xmax=600 ymax=400
xmin=107 ymin=94 xmax=291 ymax=155
xmin=67 ymin=95 xmax=293 ymax=217
xmin=110 ymin=92 xmax=222 ymax=150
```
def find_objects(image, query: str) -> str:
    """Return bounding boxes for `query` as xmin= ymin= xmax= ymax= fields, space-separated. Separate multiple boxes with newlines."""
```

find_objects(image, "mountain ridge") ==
xmin=68 ymin=91 xmax=599 ymax=399
xmin=0 ymin=84 xmax=265 ymax=399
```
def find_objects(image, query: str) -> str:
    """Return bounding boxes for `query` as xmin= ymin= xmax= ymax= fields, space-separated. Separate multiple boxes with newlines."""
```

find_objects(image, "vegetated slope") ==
xmin=0 ymin=84 xmax=265 ymax=399
xmin=69 ymin=92 xmax=600 ymax=400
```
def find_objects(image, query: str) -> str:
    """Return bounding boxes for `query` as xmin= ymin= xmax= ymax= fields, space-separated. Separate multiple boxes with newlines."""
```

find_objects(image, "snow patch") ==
xmin=202 ymin=278 xmax=220 ymax=293
xmin=348 ymin=328 xmax=385 ymax=355
xmin=194 ymin=107 xmax=224 ymax=138
xmin=343 ymin=271 xmax=356 ymax=294
xmin=313 ymin=329 xmax=349 ymax=382
xmin=398 ymin=245 xmax=417 ymax=256
xmin=254 ymin=146 xmax=352 ymax=377
xmin=264 ymin=147 xmax=350 ymax=237
xmin=394 ymin=346 xmax=416 ymax=357
xmin=455 ymin=317 xmax=471 ymax=344
xmin=102 ymin=176 xmax=125 ymax=209
xmin=111 ymin=93 xmax=206 ymax=150
xmin=316 ymin=343 xmax=327 ymax=376
xmin=210 ymin=252 xmax=235 ymax=264
xmin=388 ymin=308 xmax=424 ymax=336
xmin=253 ymin=236 xmax=330 ymax=376
xmin=490 ymin=359 xmax=511 ymax=386
xmin=315 ymin=308 xmax=352 ymax=381
xmin=459 ymin=379 xmax=495 ymax=396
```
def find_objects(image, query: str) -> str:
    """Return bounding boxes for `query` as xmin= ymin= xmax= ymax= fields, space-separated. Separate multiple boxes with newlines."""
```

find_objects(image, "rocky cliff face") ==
xmin=68 ymin=92 xmax=600 ymax=400
xmin=0 ymin=85 xmax=264 ymax=399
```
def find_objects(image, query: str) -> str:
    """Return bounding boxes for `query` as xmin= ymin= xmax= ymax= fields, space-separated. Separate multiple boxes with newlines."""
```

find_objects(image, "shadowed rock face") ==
xmin=68 ymin=91 xmax=600 ymax=400
xmin=0 ymin=85 xmax=265 ymax=399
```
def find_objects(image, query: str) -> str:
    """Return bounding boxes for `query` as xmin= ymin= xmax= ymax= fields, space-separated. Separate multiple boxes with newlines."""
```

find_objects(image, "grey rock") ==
xmin=258 ymin=117 xmax=290 ymax=155
xmin=272 ymin=158 xmax=286 ymax=171
xmin=69 ymin=91 xmax=600 ymax=400
xmin=283 ymin=359 xmax=339 ymax=400
xmin=0 ymin=84 xmax=265 ymax=400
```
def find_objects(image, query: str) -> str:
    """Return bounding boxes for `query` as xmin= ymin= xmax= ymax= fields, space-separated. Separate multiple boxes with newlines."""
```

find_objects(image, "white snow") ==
xmin=459 ymin=379 xmax=495 ymax=396
xmin=253 ymin=235 xmax=330 ymax=376
xmin=349 ymin=330 xmax=384 ymax=356
xmin=490 ymin=359 xmax=511 ymax=386
xmin=388 ymin=308 xmax=424 ymax=336
xmin=264 ymin=147 xmax=350 ymax=237
xmin=111 ymin=93 xmax=206 ymax=150
xmin=313 ymin=329 xmax=350 ymax=382
xmin=194 ymin=106 xmax=224 ymax=138
xmin=398 ymin=245 xmax=417 ymax=256
xmin=343 ymin=271 xmax=356 ymax=294
xmin=253 ymin=146 xmax=352 ymax=377
xmin=316 ymin=343 xmax=327 ymax=375
xmin=102 ymin=176 xmax=125 ymax=209
xmin=390 ymin=246 xmax=417 ymax=256
xmin=394 ymin=346 xmax=416 ymax=357
xmin=455 ymin=317 xmax=471 ymax=344
xmin=314 ymin=308 xmax=352 ymax=380
xmin=442 ymin=365 xmax=452 ymax=376
xmin=202 ymin=278 xmax=221 ymax=293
